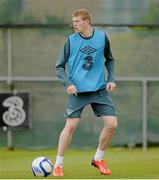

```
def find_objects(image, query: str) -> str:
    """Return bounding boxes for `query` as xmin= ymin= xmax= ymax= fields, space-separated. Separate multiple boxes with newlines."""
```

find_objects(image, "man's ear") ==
xmin=85 ymin=19 xmax=90 ymax=24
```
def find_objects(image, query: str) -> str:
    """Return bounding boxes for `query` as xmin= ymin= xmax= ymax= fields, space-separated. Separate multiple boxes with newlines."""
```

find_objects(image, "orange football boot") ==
xmin=91 ymin=159 xmax=111 ymax=175
xmin=53 ymin=165 xmax=64 ymax=176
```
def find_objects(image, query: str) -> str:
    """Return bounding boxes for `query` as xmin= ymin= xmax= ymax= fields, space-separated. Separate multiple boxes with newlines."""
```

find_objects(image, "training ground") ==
xmin=0 ymin=147 xmax=159 ymax=179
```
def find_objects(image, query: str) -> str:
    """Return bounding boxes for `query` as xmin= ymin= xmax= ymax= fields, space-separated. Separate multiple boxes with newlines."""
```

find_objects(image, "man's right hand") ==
xmin=67 ymin=85 xmax=78 ymax=96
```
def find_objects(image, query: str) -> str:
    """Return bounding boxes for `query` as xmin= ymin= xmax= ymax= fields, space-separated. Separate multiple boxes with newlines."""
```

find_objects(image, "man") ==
xmin=53 ymin=8 xmax=117 ymax=176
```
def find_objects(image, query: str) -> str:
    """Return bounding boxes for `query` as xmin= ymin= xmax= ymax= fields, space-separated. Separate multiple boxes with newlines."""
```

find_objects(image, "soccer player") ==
xmin=53 ymin=8 xmax=118 ymax=176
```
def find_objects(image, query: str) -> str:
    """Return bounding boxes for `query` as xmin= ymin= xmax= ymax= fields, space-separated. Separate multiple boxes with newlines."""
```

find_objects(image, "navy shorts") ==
xmin=64 ymin=88 xmax=117 ymax=118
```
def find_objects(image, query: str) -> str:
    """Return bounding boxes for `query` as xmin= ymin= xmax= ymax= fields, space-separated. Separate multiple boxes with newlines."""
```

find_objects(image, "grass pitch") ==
xmin=0 ymin=147 xmax=159 ymax=179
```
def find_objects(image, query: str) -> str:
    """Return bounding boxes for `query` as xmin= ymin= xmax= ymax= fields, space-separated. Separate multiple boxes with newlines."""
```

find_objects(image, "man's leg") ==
xmin=98 ymin=116 xmax=117 ymax=151
xmin=57 ymin=118 xmax=80 ymax=156
xmin=53 ymin=118 xmax=80 ymax=176
xmin=92 ymin=116 xmax=117 ymax=175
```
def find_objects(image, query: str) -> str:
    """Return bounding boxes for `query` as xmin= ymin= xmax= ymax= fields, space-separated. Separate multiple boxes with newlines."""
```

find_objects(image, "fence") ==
xmin=0 ymin=24 xmax=159 ymax=150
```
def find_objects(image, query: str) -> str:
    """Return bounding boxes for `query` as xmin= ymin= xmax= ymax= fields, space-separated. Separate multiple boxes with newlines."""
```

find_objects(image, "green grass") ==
xmin=0 ymin=147 xmax=159 ymax=179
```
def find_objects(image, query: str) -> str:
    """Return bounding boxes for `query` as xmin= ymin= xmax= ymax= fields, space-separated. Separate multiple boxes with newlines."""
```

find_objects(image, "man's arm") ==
xmin=104 ymin=34 xmax=116 ymax=92
xmin=55 ymin=39 xmax=73 ymax=88
xmin=104 ymin=34 xmax=116 ymax=83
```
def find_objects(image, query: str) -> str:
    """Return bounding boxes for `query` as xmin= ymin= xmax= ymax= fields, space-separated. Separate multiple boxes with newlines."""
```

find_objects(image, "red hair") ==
xmin=72 ymin=9 xmax=92 ymax=24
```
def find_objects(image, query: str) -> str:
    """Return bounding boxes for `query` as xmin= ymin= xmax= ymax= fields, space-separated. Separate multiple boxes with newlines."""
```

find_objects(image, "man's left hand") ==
xmin=106 ymin=82 xmax=116 ymax=92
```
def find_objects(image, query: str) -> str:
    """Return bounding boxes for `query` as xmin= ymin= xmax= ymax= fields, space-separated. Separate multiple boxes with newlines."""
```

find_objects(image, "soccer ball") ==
xmin=31 ymin=157 xmax=53 ymax=177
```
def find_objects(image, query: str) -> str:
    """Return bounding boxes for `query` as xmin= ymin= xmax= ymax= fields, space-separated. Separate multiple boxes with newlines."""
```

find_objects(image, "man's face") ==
xmin=72 ymin=16 xmax=89 ymax=33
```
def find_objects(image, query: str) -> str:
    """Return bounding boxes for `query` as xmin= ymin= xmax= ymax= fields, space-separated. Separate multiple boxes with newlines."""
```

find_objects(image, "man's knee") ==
xmin=111 ymin=117 xmax=118 ymax=129
xmin=103 ymin=116 xmax=118 ymax=129
xmin=65 ymin=118 xmax=79 ymax=133
xmin=107 ymin=119 xmax=117 ymax=135
xmin=66 ymin=124 xmax=77 ymax=133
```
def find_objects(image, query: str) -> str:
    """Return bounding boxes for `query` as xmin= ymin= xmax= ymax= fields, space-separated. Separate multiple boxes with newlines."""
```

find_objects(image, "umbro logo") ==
xmin=80 ymin=46 xmax=97 ymax=54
